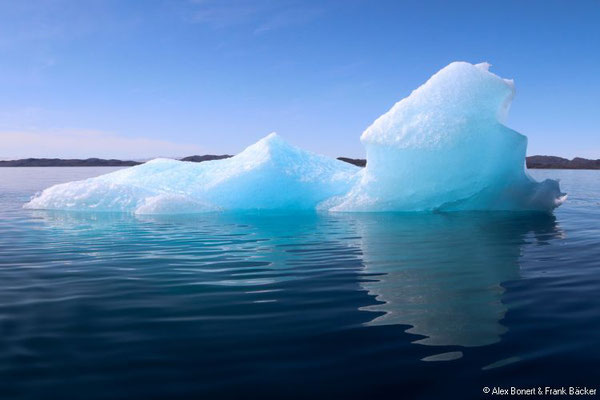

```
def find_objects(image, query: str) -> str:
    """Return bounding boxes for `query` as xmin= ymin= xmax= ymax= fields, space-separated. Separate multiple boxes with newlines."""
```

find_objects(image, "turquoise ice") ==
xmin=25 ymin=133 xmax=359 ymax=214
xmin=329 ymin=62 xmax=565 ymax=212
xmin=25 ymin=62 xmax=565 ymax=214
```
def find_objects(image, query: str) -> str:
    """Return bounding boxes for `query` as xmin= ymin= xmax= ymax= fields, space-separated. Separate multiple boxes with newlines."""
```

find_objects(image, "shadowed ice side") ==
xmin=25 ymin=62 xmax=565 ymax=213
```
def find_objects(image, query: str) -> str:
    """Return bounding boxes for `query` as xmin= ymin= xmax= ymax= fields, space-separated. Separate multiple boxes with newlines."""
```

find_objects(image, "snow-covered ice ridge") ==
xmin=25 ymin=62 xmax=565 ymax=214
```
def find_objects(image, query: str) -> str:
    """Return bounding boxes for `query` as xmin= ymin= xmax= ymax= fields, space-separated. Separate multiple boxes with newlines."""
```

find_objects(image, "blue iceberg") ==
xmin=25 ymin=133 xmax=359 ymax=214
xmin=25 ymin=62 xmax=565 ymax=214
xmin=329 ymin=62 xmax=565 ymax=212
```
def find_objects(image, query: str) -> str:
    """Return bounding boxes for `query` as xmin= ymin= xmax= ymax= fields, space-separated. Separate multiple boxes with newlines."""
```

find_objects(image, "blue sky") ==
xmin=1 ymin=0 xmax=598 ymax=159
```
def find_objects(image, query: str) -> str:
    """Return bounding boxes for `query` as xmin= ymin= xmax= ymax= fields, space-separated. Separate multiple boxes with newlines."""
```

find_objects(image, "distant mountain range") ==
xmin=337 ymin=156 xmax=600 ymax=169
xmin=336 ymin=157 xmax=366 ymax=167
xmin=0 ymin=155 xmax=598 ymax=169
xmin=0 ymin=155 xmax=233 ymax=167
xmin=0 ymin=158 xmax=143 ymax=167
xmin=179 ymin=155 xmax=233 ymax=163
xmin=525 ymin=155 xmax=600 ymax=170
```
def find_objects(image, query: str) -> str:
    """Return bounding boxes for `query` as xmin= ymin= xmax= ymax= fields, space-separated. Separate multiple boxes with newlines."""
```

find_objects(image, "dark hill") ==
xmin=180 ymin=155 xmax=233 ymax=162
xmin=336 ymin=157 xmax=366 ymax=167
xmin=525 ymin=156 xmax=600 ymax=170
xmin=0 ymin=155 xmax=233 ymax=167
xmin=0 ymin=158 xmax=142 ymax=167
xmin=335 ymin=156 xmax=600 ymax=170
xmin=2 ymin=155 xmax=598 ymax=169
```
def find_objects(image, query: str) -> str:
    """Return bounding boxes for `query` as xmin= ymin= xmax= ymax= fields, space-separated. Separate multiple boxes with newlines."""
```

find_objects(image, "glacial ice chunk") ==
xmin=330 ymin=62 xmax=565 ymax=212
xmin=25 ymin=133 xmax=360 ymax=214
xmin=25 ymin=62 xmax=564 ymax=214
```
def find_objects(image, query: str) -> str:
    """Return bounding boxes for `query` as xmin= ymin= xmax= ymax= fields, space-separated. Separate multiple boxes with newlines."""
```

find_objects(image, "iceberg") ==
xmin=330 ymin=62 xmax=565 ymax=212
xmin=25 ymin=62 xmax=565 ymax=214
xmin=25 ymin=133 xmax=360 ymax=214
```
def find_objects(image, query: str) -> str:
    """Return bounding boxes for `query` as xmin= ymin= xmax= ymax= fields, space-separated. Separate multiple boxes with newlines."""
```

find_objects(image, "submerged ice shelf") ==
xmin=25 ymin=62 xmax=565 ymax=214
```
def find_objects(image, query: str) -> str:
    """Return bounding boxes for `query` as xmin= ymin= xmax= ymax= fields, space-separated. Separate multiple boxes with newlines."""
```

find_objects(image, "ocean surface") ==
xmin=0 ymin=167 xmax=598 ymax=399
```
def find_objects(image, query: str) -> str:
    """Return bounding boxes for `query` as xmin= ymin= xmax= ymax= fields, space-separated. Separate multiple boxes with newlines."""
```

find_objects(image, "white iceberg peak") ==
xmin=475 ymin=61 xmax=491 ymax=71
xmin=333 ymin=61 xmax=563 ymax=212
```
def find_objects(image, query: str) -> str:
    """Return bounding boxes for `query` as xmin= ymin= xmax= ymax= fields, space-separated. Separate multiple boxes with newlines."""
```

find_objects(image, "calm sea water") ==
xmin=0 ymin=167 xmax=599 ymax=399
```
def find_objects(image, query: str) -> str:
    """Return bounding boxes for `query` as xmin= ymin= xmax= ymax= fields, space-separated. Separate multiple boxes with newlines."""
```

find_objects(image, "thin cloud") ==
xmin=253 ymin=7 xmax=324 ymax=35
xmin=187 ymin=0 xmax=325 ymax=33
xmin=0 ymin=131 xmax=205 ymax=160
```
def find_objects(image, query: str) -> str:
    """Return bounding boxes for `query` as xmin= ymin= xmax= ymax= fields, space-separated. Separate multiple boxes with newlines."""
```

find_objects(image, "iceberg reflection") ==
xmin=353 ymin=212 xmax=560 ymax=347
xmin=29 ymin=209 xmax=560 ymax=349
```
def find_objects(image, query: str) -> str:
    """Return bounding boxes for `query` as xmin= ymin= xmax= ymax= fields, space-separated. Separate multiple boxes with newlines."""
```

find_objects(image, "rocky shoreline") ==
xmin=1 ymin=155 xmax=598 ymax=169
xmin=337 ymin=156 xmax=600 ymax=170
xmin=0 ymin=155 xmax=232 ymax=167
